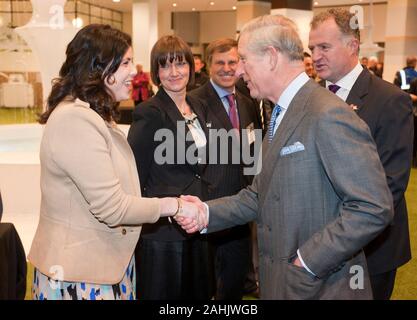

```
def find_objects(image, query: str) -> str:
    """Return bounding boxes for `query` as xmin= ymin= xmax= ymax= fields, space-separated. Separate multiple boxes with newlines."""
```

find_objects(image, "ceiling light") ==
xmin=192 ymin=8 xmax=196 ymax=11
xmin=232 ymin=6 xmax=236 ymax=10
xmin=210 ymin=2 xmax=215 ymax=5
xmin=314 ymin=1 xmax=319 ymax=5
xmin=172 ymin=3 xmax=177 ymax=7
xmin=112 ymin=0 xmax=121 ymax=3
xmin=72 ymin=17 xmax=83 ymax=28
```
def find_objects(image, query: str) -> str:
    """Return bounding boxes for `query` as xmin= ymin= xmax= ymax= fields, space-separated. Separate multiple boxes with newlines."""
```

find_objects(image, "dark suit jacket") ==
xmin=0 ymin=223 xmax=27 ymax=299
xmin=189 ymin=81 xmax=262 ymax=200
xmin=127 ymin=88 xmax=209 ymax=241
xmin=346 ymin=68 xmax=414 ymax=275
xmin=207 ymin=80 xmax=393 ymax=299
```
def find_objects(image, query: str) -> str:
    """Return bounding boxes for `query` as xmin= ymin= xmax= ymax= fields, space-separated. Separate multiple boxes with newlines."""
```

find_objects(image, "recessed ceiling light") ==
xmin=192 ymin=8 xmax=196 ymax=11
xmin=172 ymin=3 xmax=177 ymax=7
xmin=314 ymin=1 xmax=319 ymax=5
xmin=112 ymin=0 xmax=121 ymax=3
xmin=72 ymin=17 xmax=83 ymax=28
xmin=232 ymin=6 xmax=236 ymax=10
xmin=210 ymin=2 xmax=215 ymax=5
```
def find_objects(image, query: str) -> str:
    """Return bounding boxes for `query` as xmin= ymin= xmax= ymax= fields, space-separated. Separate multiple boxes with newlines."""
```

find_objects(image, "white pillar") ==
xmin=270 ymin=8 xmax=313 ymax=53
xmin=383 ymin=0 xmax=417 ymax=81
xmin=236 ymin=1 xmax=272 ymax=33
xmin=132 ymin=0 xmax=158 ymax=72
xmin=15 ymin=0 xmax=78 ymax=110
xmin=158 ymin=10 xmax=174 ymax=38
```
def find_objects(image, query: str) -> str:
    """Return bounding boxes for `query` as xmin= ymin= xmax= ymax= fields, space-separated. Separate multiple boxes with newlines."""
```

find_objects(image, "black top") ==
xmin=0 ymin=223 xmax=27 ymax=299
xmin=127 ymin=88 xmax=209 ymax=241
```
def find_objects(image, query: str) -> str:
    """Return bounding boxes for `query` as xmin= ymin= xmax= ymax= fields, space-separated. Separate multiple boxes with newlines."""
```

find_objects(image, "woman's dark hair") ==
xmin=150 ymin=35 xmax=194 ymax=87
xmin=39 ymin=24 xmax=131 ymax=124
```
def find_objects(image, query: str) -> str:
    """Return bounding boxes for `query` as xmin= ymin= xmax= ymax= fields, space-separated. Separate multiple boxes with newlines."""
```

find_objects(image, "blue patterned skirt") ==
xmin=32 ymin=255 xmax=136 ymax=300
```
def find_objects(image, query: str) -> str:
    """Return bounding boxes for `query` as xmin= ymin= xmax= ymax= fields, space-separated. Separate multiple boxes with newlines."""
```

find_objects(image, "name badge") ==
xmin=246 ymin=122 xmax=255 ymax=145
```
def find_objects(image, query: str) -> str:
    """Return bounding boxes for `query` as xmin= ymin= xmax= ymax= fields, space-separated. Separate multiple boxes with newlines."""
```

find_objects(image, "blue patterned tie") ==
xmin=268 ymin=104 xmax=282 ymax=143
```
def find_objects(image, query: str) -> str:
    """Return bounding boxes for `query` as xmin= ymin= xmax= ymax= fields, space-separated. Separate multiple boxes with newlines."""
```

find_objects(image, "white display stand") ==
xmin=0 ymin=82 xmax=34 ymax=108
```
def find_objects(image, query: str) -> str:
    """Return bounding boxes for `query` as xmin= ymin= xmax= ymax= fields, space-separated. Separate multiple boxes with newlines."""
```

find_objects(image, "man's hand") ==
xmin=173 ymin=195 xmax=208 ymax=233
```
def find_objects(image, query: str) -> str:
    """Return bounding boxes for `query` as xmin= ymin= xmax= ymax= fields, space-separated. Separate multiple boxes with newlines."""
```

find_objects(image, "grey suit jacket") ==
xmin=207 ymin=79 xmax=393 ymax=299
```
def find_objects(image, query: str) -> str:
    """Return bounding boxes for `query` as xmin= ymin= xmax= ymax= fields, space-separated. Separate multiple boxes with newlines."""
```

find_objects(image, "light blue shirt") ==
xmin=210 ymin=79 xmax=236 ymax=116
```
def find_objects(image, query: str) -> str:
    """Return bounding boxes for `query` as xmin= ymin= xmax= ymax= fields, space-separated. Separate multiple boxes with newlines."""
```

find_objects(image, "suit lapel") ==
xmin=346 ymin=69 xmax=370 ymax=114
xmin=205 ymin=82 xmax=234 ymax=131
xmin=157 ymin=88 xmax=200 ymax=173
xmin=235 ymin=91 xmax=252 ymax=130
xmin=260 ymin=80 xmax=317 ymax=196
xmin=187 ymin=94 xmax=209 ymax=174
xmin=320 ymin=69 xmax=370 ymax=114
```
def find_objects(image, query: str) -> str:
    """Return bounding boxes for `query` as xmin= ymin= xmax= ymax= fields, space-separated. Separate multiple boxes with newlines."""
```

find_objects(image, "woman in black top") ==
xmin=127 ymin=35 xmax=213 ymax=300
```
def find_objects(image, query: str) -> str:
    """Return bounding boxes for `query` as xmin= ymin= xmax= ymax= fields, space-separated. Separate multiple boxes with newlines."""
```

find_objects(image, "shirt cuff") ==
xmin=200 ymin=202 xmax=210 ymax=234
xmin=297 ymin=249 xmax=316 ymax=276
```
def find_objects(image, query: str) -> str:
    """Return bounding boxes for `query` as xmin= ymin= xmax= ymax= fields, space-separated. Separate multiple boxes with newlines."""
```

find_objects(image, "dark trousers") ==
xmin=135 ymin=236 xmax=214 ymax=300
xmin=370 ymin=269 xmax=397 ymax=300
xmin=209 ymin=224 xmax=252 ymax=300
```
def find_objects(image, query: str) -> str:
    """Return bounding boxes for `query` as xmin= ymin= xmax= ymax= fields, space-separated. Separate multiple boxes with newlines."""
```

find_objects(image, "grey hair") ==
xmin=240 ymin=14 xmax=304 ymax=62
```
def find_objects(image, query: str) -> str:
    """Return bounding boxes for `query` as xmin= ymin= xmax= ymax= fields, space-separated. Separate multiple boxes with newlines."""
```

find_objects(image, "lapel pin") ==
xmin=349 ymin=104 xmax=359 ymax=111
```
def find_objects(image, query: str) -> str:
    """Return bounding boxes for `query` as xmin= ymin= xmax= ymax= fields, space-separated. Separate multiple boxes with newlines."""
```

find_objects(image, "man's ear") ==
xmin=266 ymin=46 xmax=279 ymax=71
xmin=347 ymin=38 xmax=360 ymax=55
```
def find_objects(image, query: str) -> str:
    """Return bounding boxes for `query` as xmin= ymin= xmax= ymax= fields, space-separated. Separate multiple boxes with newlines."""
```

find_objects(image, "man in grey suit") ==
xmin=178 ymin=14 xmax=393 ymax=299
xmin=309 ymin=8 xmax=413 ymax=300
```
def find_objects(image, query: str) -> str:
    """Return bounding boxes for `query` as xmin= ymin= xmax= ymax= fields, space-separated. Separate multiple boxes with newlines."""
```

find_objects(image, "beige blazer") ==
xmin=28 ymin=98 xmax=161 ymax=285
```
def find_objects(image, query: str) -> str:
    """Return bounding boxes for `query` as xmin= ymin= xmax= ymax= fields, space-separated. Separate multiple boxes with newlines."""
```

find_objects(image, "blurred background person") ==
xmin=131 ymin=63 xmax=152 ymax=106
xmin=187 ymin=54 xmax=209 ymax=91
xmin=303 ymin=52 xmax=317 ymax=80
xmin=361 ymin=56 xmax=369 ymax=68
xmin=394 ymin=55 xmax=417 ymax=92
xmin=368 ymin=56 xmax=383 ymax=78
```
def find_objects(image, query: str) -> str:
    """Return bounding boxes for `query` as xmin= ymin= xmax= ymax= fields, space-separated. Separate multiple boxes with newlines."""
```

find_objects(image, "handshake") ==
xmin=172 ymin=196 xmax=208 ymax=233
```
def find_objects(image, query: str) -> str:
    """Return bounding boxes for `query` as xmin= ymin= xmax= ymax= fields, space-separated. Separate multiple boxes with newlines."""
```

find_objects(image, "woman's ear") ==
xmin=106 ymin=74 xmax=116 ymax=86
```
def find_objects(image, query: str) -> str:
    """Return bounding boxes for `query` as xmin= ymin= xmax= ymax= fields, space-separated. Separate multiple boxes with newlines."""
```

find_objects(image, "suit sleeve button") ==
xmin=122 ymin=228 xmax=127 ymax=235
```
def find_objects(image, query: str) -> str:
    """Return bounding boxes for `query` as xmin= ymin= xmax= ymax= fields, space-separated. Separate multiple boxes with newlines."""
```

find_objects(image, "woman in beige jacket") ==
xmin=28 ymin=24 xmax=201 ymax=300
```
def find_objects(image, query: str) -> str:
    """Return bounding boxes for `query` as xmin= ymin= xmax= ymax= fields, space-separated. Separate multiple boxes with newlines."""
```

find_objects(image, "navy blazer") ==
xmin=347 ymin=69 xmax=413 ymax=275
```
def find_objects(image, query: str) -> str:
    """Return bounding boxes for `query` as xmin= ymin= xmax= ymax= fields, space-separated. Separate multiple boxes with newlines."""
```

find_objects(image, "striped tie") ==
xmin=268 ymin=104 xmax=282 ymax=143
xmin=226 ymin=94 xmax=240 ymax=132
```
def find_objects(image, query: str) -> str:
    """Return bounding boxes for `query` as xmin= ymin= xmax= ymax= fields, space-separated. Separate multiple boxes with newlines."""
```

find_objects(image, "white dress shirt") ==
xmin=272 ymin=72 xmax=310 ymax=136
xmin=325 ymin=62 xmax=363 ymax=102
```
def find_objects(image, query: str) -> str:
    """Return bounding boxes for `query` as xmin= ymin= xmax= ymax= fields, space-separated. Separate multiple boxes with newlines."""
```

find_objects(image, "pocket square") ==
xmin=280 ymin=141 xmax=305 ymax=156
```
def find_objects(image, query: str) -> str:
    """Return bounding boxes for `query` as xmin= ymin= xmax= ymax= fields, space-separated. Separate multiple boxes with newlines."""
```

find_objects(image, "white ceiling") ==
xmin=82 ymin=0 xmax=387 ymax=13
